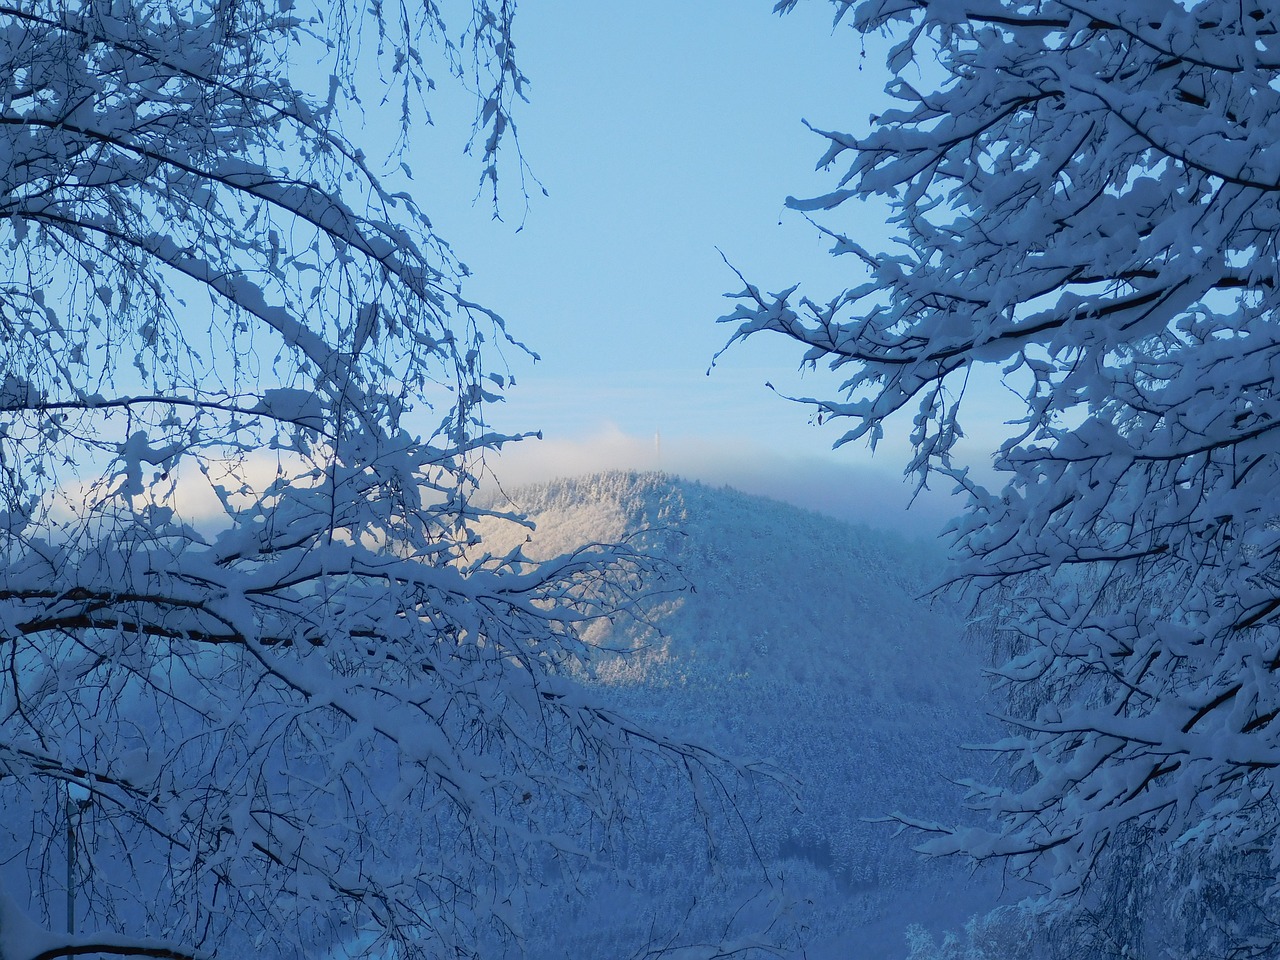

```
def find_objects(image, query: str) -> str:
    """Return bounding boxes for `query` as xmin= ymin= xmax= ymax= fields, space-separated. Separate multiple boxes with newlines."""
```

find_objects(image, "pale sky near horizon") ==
xmin=388 ymin=2 xmax=1006 ymax=537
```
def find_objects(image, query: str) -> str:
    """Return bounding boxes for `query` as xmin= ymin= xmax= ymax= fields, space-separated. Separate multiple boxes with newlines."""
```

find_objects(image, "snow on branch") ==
xmin=0 ymin=3 xmax=751 ymax=958
xmin=735 ymin=0 xmax=1280 ymax=947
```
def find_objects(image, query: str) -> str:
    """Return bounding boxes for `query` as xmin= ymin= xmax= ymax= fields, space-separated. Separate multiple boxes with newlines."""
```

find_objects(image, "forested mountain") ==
xmin=476 ymin=472 xmax=1012 ymax=958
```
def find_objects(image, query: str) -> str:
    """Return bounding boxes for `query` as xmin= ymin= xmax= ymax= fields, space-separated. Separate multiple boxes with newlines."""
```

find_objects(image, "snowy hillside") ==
xmin=477 ymin=473 xmax=1013 ymax=959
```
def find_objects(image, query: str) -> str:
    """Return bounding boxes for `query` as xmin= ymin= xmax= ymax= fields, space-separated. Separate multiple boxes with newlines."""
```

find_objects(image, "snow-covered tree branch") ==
xmin=0 ymin=3 xmax=743 ymax=958
xmin=730 ymin=0 xmax=1280 ymax=947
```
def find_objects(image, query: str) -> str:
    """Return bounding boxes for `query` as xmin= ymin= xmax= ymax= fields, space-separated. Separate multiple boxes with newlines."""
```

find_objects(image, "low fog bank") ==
xmin=481 ymin=424 xmax=966 ymax=541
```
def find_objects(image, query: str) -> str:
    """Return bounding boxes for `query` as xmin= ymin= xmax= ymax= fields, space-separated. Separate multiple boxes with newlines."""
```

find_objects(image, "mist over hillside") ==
xmin=478 ymin=473 xmax=1015 ymax=959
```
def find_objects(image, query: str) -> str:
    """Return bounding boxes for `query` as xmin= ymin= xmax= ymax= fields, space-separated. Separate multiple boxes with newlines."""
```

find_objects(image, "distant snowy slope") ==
xmin=478 ymin=473 xmax=1011 ymax=959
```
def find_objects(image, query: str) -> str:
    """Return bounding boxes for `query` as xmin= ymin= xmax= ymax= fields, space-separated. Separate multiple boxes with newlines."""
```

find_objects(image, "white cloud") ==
xmin=49 ymin=449 xmax=308 ymax=532
xmin=47 ymin=423 xmax=971 ymax=544
xmin=479 ymin=423 xmax=967 ymax=540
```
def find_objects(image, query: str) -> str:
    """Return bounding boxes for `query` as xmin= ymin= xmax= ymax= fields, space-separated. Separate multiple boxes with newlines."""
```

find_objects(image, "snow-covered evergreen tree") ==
xmin=727 ymin=0 xmax=1280 ymax=951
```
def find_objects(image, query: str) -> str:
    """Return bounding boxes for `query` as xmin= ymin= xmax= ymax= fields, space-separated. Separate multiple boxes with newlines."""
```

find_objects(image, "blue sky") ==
xmin=394 ymin=2 xmax=997 ymax=535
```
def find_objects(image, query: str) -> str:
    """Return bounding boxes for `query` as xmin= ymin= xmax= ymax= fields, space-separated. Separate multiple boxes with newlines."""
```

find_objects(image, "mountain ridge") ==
xmin=479 ymin=472 xmax=1012 ymax=958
